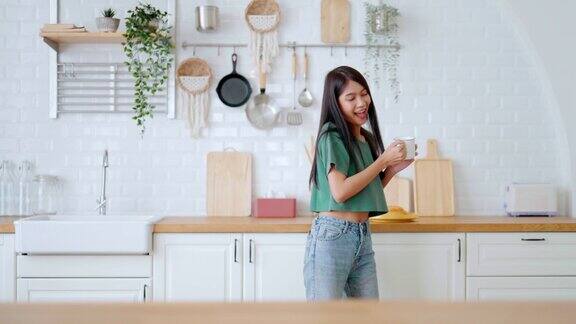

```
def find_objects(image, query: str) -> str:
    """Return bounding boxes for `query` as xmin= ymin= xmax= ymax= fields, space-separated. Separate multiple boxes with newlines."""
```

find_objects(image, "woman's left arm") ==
xmin=381 ymin=168 xmax=397 ymax=187
xmin=381 ymin=159 xmax=416 ymax=188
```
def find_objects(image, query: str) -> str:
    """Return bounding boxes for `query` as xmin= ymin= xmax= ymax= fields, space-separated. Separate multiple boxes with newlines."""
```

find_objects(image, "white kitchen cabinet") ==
xmin=466 ymin=232 xmax=576 ymax=301
xmin=16 ymin=255 xmax=152 ymax=303
xmin=243 ymin=233 xmax=307 ymax=302
xmin=467 ymin=233 xmax=576 ymax=276
xmin=372 ymin=233 xmax=465 ymax=301
xmin=467 ymin=277 xmax=576 ymax=301
xmin=153 ymin=233 xmax=243 ymax=302
xmin=153 ymin=233 xmax=307 ymax=302
xmin=0 ymin=234 xmax=15 ymax=302
xmin=17 ymin=278 xmax=150 ymax=303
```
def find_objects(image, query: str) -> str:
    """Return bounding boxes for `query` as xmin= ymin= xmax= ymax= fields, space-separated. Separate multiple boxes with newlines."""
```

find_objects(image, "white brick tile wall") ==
xmin=153 ymin=183 xmax=182 ymax=197
xmin=443 ymin=126 xmax=472 ymax=139
xmin=121 ymin=183 xmax=154 ymax=197
xmin=0 ymin=0 xmax=569 ymax=216
xmin=487 ymin=140 xmax=515 ymax=154
xmin=109 ymin=168 xmax=139 ymax=182
xmin=473 ymin=126 xmax=502 ymax=139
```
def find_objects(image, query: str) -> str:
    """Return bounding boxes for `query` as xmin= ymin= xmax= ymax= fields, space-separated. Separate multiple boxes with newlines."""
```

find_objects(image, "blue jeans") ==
xmin=303 ymin=215 xmax=379 ymax=300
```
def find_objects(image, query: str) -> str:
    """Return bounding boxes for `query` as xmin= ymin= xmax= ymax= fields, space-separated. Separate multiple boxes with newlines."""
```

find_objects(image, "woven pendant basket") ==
xmin=176 ymin=58 xmax=212 ymax=138
xmin=245 ymin=0 xmax=281 ymax=73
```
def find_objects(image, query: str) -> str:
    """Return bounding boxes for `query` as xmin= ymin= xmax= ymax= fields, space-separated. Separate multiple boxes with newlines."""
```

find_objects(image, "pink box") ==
xmin=253 ymin=198 xmax=296 ymax=218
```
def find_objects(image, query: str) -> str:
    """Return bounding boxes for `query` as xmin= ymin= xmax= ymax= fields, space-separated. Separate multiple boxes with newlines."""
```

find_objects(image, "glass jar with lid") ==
xmin=34 ymin=175 xmax=61 ymax=215
xmin=17 ymin=160 xmax=35 ymax=216
xmin=0 ymin=160 xmax=17 ymax=216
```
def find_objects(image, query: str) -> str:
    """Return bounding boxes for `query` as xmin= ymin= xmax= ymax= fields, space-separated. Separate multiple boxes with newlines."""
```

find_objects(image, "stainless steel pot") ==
xmin=246 ymin=66 xmax=279 ymax=130
xmin=195 ymin=6 xmax=219 ymax=32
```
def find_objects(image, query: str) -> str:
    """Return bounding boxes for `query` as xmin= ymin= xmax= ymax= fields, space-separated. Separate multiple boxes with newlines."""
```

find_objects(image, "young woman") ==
xmin=304 ymin=66 xmax=415 ymax=300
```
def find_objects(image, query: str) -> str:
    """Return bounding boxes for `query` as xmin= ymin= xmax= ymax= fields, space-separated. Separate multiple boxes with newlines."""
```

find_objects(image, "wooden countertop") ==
xmin=154 ymin=215 xmax=576 ymax=233
xmin=1 ymin=300 xmax=576 ymax=324
xmin=154 ymin=216 xmax=317 ymax=233
xmin=0 ymin=216 xmax=24 ymax=234
xmin=3 ymin=215 xmax=576 ymax=234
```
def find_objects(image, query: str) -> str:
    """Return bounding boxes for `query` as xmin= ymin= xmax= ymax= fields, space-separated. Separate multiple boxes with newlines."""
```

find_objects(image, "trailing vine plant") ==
xmin=123 ymin=3 xmax=173 ymax=134
xmin=363 ymin=2 xmax=401 ymax=102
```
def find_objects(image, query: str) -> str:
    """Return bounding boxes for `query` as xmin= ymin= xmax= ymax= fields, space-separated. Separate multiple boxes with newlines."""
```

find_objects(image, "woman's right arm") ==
xmin=327 ymin=140 xmax=405 ymax=203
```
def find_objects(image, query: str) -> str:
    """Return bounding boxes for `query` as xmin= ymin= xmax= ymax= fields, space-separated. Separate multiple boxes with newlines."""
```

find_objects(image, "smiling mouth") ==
xmin=355 ymin=109 xmax=367 ymax=120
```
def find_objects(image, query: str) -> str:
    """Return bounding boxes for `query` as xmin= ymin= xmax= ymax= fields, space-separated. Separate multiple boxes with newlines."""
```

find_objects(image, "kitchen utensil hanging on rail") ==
xmin=177 ymin=58 xmax=212 ymax=138
xmin=298 ymin=49 xmax=314 ymax=107
xmin=216 ymin=53 xmax=252 ymax=108
xmin=246 ymin=62 xmax=279 ymax=130
xmin=286 ymin=48 xmax=302 ymax=125
xmin=245 ymin=0 xmax=281 ymax=73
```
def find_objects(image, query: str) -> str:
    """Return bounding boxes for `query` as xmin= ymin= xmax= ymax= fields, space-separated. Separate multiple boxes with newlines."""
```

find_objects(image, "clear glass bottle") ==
xmin=34 ymin=175 xmax=61 ymax=215
xmin=17 ymin=161 xmax=35 ymax=216
xmin=0 ymin=160 xmax=17 ymax=216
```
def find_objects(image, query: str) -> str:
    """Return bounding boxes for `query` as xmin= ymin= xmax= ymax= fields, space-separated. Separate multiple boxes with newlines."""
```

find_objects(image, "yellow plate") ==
xmin=370 ymin=217 xmax=417 ymax=223
xmin=370 ymin=208 xmax=418 ymax=223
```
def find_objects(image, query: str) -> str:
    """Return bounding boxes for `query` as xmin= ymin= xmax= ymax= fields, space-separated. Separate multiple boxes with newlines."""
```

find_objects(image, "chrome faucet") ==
xmin=96 ymin=150 xmax=109 ymax=215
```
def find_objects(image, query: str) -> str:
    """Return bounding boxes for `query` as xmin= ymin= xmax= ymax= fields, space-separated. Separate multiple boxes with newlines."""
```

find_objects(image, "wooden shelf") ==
xmin=40 ymin=32 xmax=125 ymax=51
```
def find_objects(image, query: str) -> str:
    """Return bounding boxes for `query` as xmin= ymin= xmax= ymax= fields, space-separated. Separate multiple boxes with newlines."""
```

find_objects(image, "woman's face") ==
xmin=338 ymin=80 xmax=371 ymax=127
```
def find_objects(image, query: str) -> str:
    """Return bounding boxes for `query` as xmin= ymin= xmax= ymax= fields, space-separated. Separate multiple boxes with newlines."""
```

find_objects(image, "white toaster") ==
xmin=504 ymin=183 xmax=558 ymax=216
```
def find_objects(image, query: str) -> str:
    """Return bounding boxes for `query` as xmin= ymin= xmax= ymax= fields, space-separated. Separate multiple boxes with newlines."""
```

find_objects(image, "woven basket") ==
xmin=176 ymin=58 xmax=212 ymax=95
xmin=245 ymin=0 xmax=281 ymax=32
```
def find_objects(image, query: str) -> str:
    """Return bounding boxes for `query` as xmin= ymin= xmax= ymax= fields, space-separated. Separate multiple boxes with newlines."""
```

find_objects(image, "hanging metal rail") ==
xmin=181 ymin=41 xmax=401 ymax=56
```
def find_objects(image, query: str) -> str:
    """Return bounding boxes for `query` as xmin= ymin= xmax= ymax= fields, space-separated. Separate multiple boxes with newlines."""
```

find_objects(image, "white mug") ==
xmin=394 ymin=136 xmax=416 ymax=160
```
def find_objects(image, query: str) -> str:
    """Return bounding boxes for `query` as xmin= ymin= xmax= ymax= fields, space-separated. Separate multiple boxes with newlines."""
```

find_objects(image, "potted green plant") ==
xmin=123 ymin=3 xmax=173 ymax=135
xmin=364 ymin=2 xmax=401 ymax=102
xmin=96 ymin=8 xmax=120 ymax=33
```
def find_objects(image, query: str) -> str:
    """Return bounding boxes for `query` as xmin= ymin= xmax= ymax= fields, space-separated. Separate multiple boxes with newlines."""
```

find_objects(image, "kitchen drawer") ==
xmin=467 ymin=277 xmax=576 ymax=301
xmin=17 ymin=278 xmax=150 ymax=303
xmin=467 ymin=233 xmax=576 ymax=276
xmin=17 ymin=255 xmax=152 ymax=278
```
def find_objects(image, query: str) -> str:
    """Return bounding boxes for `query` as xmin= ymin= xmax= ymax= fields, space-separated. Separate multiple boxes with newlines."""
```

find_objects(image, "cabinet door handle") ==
xmin=521 ymin=238 xmax=546 ymax=242
xmin=234 ymin=239 xmax=238 ymax=263
xmin=143 ymin=284 xmax=147 ymax=301
xmin=457 ymin=238 xmax=461 ymax=262
xmin=249 ymin=239 xmax=254 ymax=263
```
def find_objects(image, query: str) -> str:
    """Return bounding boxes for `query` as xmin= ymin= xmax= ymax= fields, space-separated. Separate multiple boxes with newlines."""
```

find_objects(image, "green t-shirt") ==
xmin=310 ymin=123 xmax=388 ymax=217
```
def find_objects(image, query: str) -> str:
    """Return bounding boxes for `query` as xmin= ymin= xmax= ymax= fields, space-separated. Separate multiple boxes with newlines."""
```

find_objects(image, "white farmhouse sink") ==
xmin=14 ymin=215 xmax=159 ymax=255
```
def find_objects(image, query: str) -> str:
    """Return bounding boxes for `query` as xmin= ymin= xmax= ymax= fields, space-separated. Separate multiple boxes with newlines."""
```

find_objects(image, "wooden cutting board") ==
xmin=413 ymin=139 xmax=455 ymax=216
xmin=321 ymin=0 xmax=350 ymax=44
xmin=206 ymin=151 xmax=252 ymax=217
xmin=384 ymin=175 xmax=412 ymax=212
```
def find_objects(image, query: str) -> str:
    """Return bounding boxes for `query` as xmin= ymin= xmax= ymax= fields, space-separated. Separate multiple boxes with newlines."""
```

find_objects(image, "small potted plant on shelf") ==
xmin=96 ymin=8 xmax=120 ymax=33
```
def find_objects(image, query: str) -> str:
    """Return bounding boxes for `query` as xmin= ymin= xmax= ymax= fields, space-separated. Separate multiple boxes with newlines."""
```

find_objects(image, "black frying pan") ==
xmin=216 ymin=53 xmax=252 ymax=108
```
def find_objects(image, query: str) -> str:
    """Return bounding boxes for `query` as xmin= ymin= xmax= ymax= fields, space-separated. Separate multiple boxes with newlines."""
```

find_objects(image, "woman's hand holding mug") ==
xmin=378 ymin=140 xmax=406 ymax=169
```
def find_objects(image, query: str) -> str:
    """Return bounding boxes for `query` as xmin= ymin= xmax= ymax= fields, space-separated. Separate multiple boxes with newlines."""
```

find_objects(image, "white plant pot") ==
xmin=147 ymin=19 xmax=160 ymax=32
xmin=96 ymin=17 xmax=120 ymax=33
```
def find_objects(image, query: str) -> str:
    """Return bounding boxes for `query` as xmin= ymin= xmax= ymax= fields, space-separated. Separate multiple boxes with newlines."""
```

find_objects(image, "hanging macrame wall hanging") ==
xmin=177 ymin=58 xmax=212 ymax=138
xmin=245 ymin=0 xmax=281 ymax=73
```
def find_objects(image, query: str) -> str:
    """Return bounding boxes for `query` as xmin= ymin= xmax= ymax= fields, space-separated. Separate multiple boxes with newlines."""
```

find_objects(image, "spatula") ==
xmin=286 ymin=49 xmax=303 ymax=126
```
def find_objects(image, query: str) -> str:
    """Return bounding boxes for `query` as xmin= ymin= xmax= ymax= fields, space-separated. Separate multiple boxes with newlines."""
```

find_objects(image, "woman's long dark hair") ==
xmin=309 ymin=66 xmax=385 ymax=189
